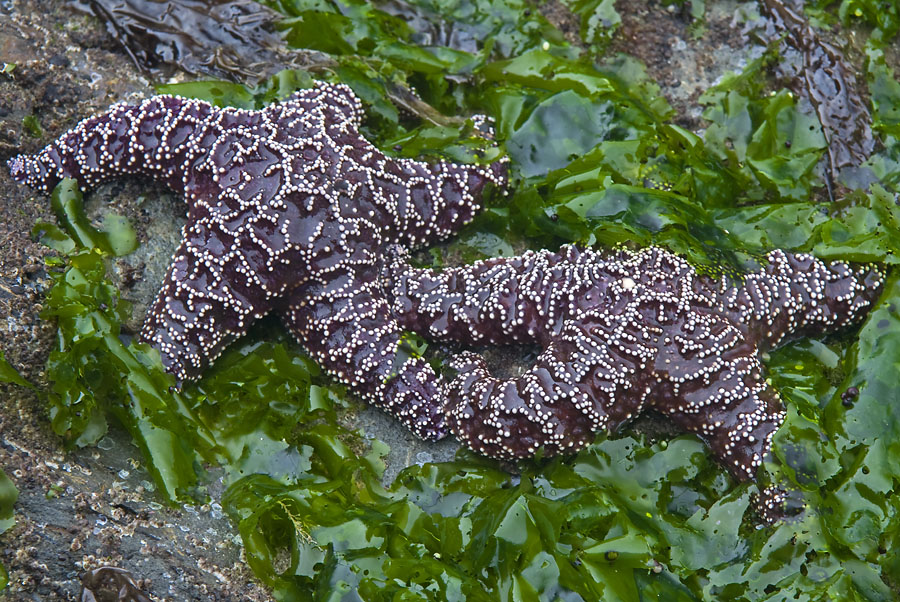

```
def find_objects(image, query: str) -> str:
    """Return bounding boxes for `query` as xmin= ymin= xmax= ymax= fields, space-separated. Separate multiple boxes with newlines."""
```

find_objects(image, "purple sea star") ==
xmin=8 ymin=81 xmax=508 ymax=441
xmin=387 ymin=244 xmax=884 ymax=511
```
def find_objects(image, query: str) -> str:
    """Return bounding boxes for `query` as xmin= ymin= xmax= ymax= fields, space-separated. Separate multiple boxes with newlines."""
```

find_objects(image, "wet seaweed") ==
xmin=754 ymin=0 xmax=876 ymax=196
xmin=70 ymin=0 xmax=322 ymax=84
xmin=0 ymin=469 xmax=15 ymax=591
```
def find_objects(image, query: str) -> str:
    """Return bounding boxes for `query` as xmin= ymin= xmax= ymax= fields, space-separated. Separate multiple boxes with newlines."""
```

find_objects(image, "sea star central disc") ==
xmin=8 ymin=81 xmax=508 ymax=440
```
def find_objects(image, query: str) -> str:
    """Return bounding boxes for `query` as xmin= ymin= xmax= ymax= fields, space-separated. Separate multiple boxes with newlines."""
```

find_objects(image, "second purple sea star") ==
xmin=387 ymin=244 xmax=884 ymax=514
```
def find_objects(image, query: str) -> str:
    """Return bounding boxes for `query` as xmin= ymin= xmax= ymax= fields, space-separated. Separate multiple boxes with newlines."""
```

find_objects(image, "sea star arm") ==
xmin=5 ymin=81 xmax=370 ymax=198
xmin=387 ymin=245 xmax=597 ymax=346
xmin=140 ymin=214 xmax=283 ymax=381
xmin=281 ymin=265 xmax=447 ymax=441
xmin=362 ymin=113 xmax=508 ymax=250
xmin=6 ymin=95 xmax=228 ymax=195
xmin=650 ymin=307 xmax=783 ymax=483
xmin=386 ymin=158 xmax=508 ymax=249
xmin=649 ymin=304 xmax=801 ymax=520
xmin=719 ymin=250 xmax=885 ymax=349
xmin=324 ymin=136 xmax=507 ymax=251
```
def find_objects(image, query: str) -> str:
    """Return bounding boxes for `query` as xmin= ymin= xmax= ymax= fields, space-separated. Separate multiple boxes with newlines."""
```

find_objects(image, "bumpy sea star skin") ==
xmin=387 ymin=244 xmax=884 ymax=488
xmin=8 ymin=81 xmax=507 ymax=440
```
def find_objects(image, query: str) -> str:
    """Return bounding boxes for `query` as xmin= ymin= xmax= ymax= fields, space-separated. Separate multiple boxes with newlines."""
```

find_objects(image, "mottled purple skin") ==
xmin=8 ymin=81 xmax=508 ymax=441
xmin=388 ymin=244 xmax=884 ymax=515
